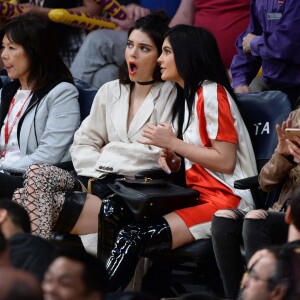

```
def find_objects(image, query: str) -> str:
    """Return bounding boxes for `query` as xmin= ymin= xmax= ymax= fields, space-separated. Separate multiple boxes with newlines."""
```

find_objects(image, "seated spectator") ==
xmin=70 ymin=1 xmax=179 ymax=87
xmin=0 ymin=14 xmax=80 ymax=199
xmin=239 ymin=186 xmax=300 ymax=300
xmin=240 ymin=227 xmax=300 ymax=300
xmin=42 ymin=249 xmax=108 ymax=300
xmin=230 ymin=0 xmax=300 ymax=108
xmin=238 ymin=187 xmax=300 ymax=300
xmin=0 ymin=267 xmax=43 ymax=300
xmin=104 ymin=24 xmax=256 ymax=292
xmin=12 ymin=13 xmax=177 ymax=241
xmin=0 ymin=199 xmax=58 ymax=281
xmin=211 ymin=109 xmax=300 ymax=299
xmin=238 ymin=246 xmax=289 ymax=300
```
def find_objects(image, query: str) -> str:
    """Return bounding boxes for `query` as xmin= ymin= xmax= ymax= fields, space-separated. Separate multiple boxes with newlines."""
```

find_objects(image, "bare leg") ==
xmin=164 ymin=212 xmax=195 ymax=249
xmin=71 ymin=193 xmax=102 ymax=235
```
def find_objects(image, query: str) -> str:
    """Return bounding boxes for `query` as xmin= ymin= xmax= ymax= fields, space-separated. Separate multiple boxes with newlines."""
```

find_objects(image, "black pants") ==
xmin=211 ymin=210 xmax=288 ymax=299
xmin=0 ymin=172 xmax=24 ymax=199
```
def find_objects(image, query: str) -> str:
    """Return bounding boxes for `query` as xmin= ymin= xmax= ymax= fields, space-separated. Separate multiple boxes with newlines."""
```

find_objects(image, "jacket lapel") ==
xmin=19 ymin=108 xmax=36 ymax=156
xmin=127 ymin=84 xmax=158 ymax=139
xmin=108 ymin=84 xmax=131 ymax=142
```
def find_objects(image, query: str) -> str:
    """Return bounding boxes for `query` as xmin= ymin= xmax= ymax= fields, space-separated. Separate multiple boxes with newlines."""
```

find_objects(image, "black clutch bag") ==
xmin=108 ymin=178 xmax=200 ymax=221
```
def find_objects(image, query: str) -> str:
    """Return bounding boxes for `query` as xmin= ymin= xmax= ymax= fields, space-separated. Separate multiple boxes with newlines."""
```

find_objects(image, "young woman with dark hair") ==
xmin=0 ymin=14 xmax=80 ymax=198
xmin=12 ymin=12 xmax=177 ymax=240
xmin=103 ymin=25 xmax=257 ymax=291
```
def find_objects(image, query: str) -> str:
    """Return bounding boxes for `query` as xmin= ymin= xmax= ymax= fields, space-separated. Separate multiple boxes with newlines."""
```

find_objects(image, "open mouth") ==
xmin=128 ymin=62 xmax=138 ymax=75
xmin=160 ymin=67 xmax=167 ymax=74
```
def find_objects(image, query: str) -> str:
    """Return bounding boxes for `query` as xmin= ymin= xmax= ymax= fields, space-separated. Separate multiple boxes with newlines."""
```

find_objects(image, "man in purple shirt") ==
xmin=231 ymin=0 xmax=300 ymax=108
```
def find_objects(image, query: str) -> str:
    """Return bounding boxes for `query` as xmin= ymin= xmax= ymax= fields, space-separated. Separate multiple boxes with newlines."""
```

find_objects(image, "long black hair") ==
xmin=0 ymin=13 xmax=73 ymax=90
xmin=119 ymin=11 xmax=170 ymax=85
xmin=165 ymin=25 xmax=238 ymax=137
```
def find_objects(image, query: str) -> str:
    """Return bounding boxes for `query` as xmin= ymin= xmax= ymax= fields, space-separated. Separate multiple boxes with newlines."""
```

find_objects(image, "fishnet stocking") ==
xmin=13 ymin=164 xmax=75 ymax=239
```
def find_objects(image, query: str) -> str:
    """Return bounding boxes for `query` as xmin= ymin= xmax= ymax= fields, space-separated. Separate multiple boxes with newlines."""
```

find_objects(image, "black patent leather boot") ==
xmin=106 ymin=217 xmax=172 ymax=292
xmin=97 ymin=195 xmax=134 ymax=262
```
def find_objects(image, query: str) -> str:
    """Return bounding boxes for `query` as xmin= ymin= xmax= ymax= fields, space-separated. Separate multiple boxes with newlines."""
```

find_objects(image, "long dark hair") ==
xmin=165 ymin=25 xmax=238 ymax=137
xmin=119 ymin=11 xmax=170 ymax=85
xmin=0 ymin=14 xmax=73 ymax=90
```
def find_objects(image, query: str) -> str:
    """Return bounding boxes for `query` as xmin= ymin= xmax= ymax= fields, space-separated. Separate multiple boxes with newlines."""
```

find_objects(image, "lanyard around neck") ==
xmin=0 ymin=91 xmax=33 ymax=159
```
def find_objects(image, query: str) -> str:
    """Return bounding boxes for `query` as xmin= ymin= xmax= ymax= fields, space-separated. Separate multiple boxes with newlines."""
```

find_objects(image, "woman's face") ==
xmin=125 ymin=29 xmax=158 ymax=82
xmin=158 ymin=37 xmax=183 ymax=87
xmin=1 ymin=35 xmax=31 ymax=87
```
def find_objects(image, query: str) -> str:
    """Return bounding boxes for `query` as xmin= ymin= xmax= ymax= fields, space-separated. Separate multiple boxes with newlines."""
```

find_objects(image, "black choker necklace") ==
xmin=137 ymin=79 xmax=156 ymax=86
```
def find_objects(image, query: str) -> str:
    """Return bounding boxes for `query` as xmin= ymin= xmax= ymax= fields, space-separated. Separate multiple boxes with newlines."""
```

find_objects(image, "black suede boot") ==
xmin=97 ymin=194 xmax=134 ymax=262
xmin=106 ymin=217 xmax=172 ymax=292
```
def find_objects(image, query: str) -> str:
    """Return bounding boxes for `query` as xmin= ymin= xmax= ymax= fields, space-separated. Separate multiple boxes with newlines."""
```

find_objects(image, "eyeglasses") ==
xmin=244 ymin=267 xmax=270 ymax=283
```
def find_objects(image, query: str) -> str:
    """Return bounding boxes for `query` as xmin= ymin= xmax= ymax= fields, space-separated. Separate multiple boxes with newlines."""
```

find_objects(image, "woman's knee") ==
xmin=71 ymin=193 xmax=101 ymax=234
xmin=212 ymin=209 xmax=245 ymax=239
xmin=12 ymin=187 xmax=24 ymax=204
xmin=214 ymin=209 xmax=242 ymax=219
xmin=25 ymin=164 xmax=45 ymax=179
xmin=245 ymin=209 xmax=268 ymax=220
xmin=243 ymin=211 xmax=269 ymax=244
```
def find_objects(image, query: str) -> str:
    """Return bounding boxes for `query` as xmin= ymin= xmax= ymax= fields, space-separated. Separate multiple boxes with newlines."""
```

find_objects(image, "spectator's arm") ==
xmin=258 ymin=114 xmax=297 ymax=192
xmin=169 ymin=0 xmax=194 ymax=27
xmin=230 ymin=0 xmax=262 ymax=89
xmin=249 ymin=2 xmax=300 ymax=63
xmin=67 ymin=0 xmax=103 ymax=15
xmin=111 ymin=4 xmax=150 ymax=31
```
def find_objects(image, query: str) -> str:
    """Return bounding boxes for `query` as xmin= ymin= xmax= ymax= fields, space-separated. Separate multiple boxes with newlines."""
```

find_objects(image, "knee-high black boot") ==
xmin=97 ymin=195 xmax=134 ymax=262
xmin=53 ymin=191 xmax=88 ymax=233
xmin=106 ymin=217 xmax=172 ymax=292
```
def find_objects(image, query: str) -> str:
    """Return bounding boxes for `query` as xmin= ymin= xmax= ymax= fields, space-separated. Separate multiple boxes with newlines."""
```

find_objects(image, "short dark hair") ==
xmin=289 ymin=186 xmax=300 ymax=231
xmin=266 ymin=246 xmax=290 ymax=291
xmin=53 ymin=249 xmax=108 ymax=296
xmin=119 ymin=11 xmax=170 ymax=85
xmin=0 ymin=200 xmax=31 ymax=233
xmin=268 ymin=244 xmax=300 ymax=299
xmin=0 ymin=14 xmax=73 ymax=91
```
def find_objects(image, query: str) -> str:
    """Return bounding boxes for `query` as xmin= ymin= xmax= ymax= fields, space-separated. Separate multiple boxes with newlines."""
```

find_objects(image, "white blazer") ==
xmin=71 ymin=80 xmax=177 ymax=178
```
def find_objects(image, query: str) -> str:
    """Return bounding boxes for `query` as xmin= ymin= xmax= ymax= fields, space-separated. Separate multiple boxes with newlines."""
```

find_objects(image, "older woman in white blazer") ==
xmin=12 ymin=12 xmax=178 ymax=240
xmin=0 ymin=14 xmax=80 ymax=199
